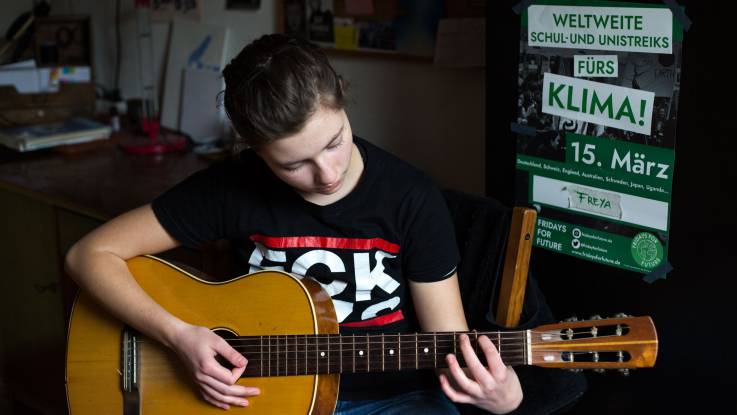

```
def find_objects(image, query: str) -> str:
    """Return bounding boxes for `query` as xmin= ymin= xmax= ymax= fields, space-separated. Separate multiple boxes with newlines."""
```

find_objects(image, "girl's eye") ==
xmin=327 ymin=138 xmax=343 ymax=149
xmin=284 ymin=164 xmax=302 ymax=172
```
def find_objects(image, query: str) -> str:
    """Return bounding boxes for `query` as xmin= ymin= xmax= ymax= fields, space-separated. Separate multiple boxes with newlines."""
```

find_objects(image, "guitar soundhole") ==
xmin=212 ymin=328 xmax=238 ymax=370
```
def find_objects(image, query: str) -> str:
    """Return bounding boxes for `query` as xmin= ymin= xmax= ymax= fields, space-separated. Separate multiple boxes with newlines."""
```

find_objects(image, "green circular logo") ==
xmin=630 ymin=232 xmax=664 ymax=269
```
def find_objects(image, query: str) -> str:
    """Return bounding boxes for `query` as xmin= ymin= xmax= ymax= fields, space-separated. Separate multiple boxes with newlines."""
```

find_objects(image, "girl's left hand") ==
xmin=439 ymin=334 xmax=523 ymax=414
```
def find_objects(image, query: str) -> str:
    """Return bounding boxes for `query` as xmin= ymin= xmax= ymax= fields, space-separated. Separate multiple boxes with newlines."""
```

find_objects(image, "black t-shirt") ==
xmin=152 ymin=136 xmax=459 ymax=399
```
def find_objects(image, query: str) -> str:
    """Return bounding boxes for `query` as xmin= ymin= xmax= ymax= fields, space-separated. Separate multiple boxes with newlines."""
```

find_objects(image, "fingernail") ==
xmin=240 ymin=400 xmax=248 ymax=407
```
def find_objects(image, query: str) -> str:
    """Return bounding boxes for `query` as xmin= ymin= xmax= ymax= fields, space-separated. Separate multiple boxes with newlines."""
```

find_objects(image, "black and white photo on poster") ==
xmin=516 ymin=34 xmax=682 ymax=156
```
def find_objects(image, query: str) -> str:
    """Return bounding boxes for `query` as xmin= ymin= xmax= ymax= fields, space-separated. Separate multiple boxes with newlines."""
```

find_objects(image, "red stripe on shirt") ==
xmin=250 ymin=234 xmax=400 ymax=254
xmin=340 ymin=310 xmax=405 ymax=328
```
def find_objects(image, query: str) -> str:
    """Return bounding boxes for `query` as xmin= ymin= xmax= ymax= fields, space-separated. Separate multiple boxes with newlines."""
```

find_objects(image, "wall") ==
xmin=44 ymin=0 xmax=485 ymax=194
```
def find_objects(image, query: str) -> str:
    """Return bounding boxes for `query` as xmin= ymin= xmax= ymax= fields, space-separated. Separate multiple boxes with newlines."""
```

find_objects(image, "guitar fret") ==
xmin=260 ymin=335 xmax=263 ymax=377
xmin=498 ymin=332 xmax=502 ymax=359
xmin=398 ymin=334 xmax=401 ymax=370
xmin=352 ymin=334 xmax=356 ymax=373
xmin=520 ymin=331 xmax=524 ymax=366
xmin=366 ymin=334 xmax=370 ymax=372
xmin=474 ymin=331 xmax=479 ymax=359
xmin=327 ymin=335 xmax=330 ymax=374
xmin=339 ymin=334 xmax=343 ymax=373
xmin=381 ymin=333 xmax=385 ymax=372
xmin=415 ymin=333 xmax=418 ymax=369
xmin=433 ymin=333 xmax=437 ymax=368
xmin=268 ymin=335 xmax=271 ymax=376
xmin=276 ymin=334 xmax=279 ymax=376
xmin=316 ymin=335 xmax=319 ymax=374
xmin=304 ymin=334 xmax=308 ymax=375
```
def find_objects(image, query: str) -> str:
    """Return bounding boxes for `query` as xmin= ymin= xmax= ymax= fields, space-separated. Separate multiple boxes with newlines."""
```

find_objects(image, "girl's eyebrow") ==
xmin=325 ymin=124 xmax=345 ymax=146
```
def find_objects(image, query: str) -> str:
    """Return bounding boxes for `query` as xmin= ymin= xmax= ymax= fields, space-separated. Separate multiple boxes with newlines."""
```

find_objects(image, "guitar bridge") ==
xmin=121 ymin=327 xmax=141 ymax=415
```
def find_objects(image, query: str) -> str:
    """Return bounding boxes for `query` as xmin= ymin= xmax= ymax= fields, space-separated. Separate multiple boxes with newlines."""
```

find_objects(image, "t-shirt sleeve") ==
xmin=401 ymin=178 xmax=460 ymax=282
xmin=151 ymin=165 xmax=229 ymax=248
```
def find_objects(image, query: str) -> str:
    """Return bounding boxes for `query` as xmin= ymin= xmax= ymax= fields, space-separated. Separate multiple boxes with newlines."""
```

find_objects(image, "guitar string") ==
xmin=134 ymin=354 xmax=531 ymax=371
xmin=132 ymin=336 xmax=530 ymax=346
xmin=131 ymin=328 xmax=590 ymax=345
xmin=217 ymin=330 xmax=619 ymax=347
xmin=130 ymin=350 xmax=616 ymax=374
xmin=132 ymin=335 xmax=606 ymax=347
xmin=132 ymin=340 xmax=532 ymax=350
xmin=134 ymin=351 xmax=611 ymax=377
xmin=133 ymin=346 xmax=621 ymax=367
xmin=132 ymin=336 xmax=616 ymax=350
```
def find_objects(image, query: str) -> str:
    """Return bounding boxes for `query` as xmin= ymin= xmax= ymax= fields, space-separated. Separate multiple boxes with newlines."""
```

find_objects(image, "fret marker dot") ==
xmin=359 ymin=350 xmax=364 ymax=356
xmin=424 ymin=347 xmax=429 ymax=353
xmin=320 ymin=351 xmax=325 ymax=357
xmin=389 ymin=349 xmax=394 ymax=355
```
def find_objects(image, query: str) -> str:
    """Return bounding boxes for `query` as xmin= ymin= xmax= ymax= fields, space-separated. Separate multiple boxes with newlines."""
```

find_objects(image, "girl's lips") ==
xmin=318 ymin=180 xmax=341 ymax=194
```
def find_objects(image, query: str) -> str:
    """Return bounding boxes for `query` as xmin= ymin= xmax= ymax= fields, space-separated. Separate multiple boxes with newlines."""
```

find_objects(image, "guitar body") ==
xmin=66 ymin=256 xmax=339 ymax=415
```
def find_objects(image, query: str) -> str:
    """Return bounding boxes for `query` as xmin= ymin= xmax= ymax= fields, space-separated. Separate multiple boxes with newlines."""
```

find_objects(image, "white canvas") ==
xmin=180 ymin=68 xmax=224 ymax=144
xmin=161 ymin=18 xmax=228 ymax=130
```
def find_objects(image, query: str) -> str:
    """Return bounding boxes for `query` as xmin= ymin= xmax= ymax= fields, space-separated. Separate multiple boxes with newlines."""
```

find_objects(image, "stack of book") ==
xmin=0 ymin=117 xmax=112 ymax=152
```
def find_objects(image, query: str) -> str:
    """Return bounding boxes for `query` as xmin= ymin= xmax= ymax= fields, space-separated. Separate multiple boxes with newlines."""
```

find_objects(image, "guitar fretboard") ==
xmin=229 ymin=332 xmax=527 ymax=377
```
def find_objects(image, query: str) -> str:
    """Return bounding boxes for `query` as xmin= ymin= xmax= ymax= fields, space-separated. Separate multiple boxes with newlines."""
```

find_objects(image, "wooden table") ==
xmin=0 ymin=141 xmax=216 ymax=414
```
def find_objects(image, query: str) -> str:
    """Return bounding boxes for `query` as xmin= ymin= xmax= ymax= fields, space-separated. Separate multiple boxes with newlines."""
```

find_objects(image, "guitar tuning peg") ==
xmin=563 ymin=316 xmax=579 ymax=322
xmin=593 ymin=368 xmax=606 ymax=374
xmin=589 ymin=314 xmax=602 ymax=320
xmin=613 ymin=313 xmax=631 ymax=318
xmin=619 ymin=368 xmax=631 ymax=376
xmin=568 ymin=368 xmax=583 ymax=373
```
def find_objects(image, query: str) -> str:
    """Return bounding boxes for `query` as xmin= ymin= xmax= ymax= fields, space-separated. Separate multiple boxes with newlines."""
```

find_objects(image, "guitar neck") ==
xmin=233 ymin=331 xmax=527 ymax=377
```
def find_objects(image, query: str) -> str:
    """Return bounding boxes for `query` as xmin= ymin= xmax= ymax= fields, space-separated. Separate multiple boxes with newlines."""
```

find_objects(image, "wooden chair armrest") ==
xmin=495 ymin=207 xmax=537 ymax=328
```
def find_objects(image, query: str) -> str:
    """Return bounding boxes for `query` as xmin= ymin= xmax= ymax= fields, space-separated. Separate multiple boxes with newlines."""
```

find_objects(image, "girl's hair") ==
xmin=222 ymin=34 xmax=346 ymax=150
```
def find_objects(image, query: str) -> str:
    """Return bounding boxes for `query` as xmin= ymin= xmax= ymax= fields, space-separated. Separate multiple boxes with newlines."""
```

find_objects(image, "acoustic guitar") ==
xmin=66 ymin=255 xmax=658 ymax=415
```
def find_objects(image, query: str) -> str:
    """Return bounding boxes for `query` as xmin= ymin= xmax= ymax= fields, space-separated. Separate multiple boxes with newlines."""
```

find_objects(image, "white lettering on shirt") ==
xmin=362 ymin=296 xmax=400 ymax=320
xmin=248 ymin=242 xmax=286 ymax=272
xmin=247 ymin=244 xmax=403 ymax=324
xmin=353 ymin=251 xmax=400 ymax=301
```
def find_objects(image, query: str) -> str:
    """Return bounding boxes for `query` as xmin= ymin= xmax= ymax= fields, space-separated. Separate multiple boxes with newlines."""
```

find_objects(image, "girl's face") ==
xmin=256 ymin=107 xmax=362 ymax=204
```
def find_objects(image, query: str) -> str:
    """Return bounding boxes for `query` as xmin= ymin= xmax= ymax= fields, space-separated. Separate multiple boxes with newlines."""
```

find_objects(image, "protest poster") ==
xmin=514 ymin=1 xmax=684 ymax=274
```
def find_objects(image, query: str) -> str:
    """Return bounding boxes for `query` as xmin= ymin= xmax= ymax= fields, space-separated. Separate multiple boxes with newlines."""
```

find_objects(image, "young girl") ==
xmin=65 ymin=34 xmax=522 ymax=414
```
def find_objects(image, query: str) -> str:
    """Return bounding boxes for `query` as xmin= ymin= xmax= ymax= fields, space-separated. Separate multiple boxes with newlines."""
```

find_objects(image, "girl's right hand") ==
xmin=170 ymin=323 xmax=261 ymax=409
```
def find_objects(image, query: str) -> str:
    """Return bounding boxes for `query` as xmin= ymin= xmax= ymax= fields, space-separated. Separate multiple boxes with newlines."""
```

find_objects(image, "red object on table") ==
xmin=119 ymin=118 xmax=187 ymax=155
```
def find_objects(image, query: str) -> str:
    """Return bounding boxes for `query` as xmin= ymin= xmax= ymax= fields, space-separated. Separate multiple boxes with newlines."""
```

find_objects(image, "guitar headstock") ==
xmin=530 ymin=314 xmax=658 ymax=374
